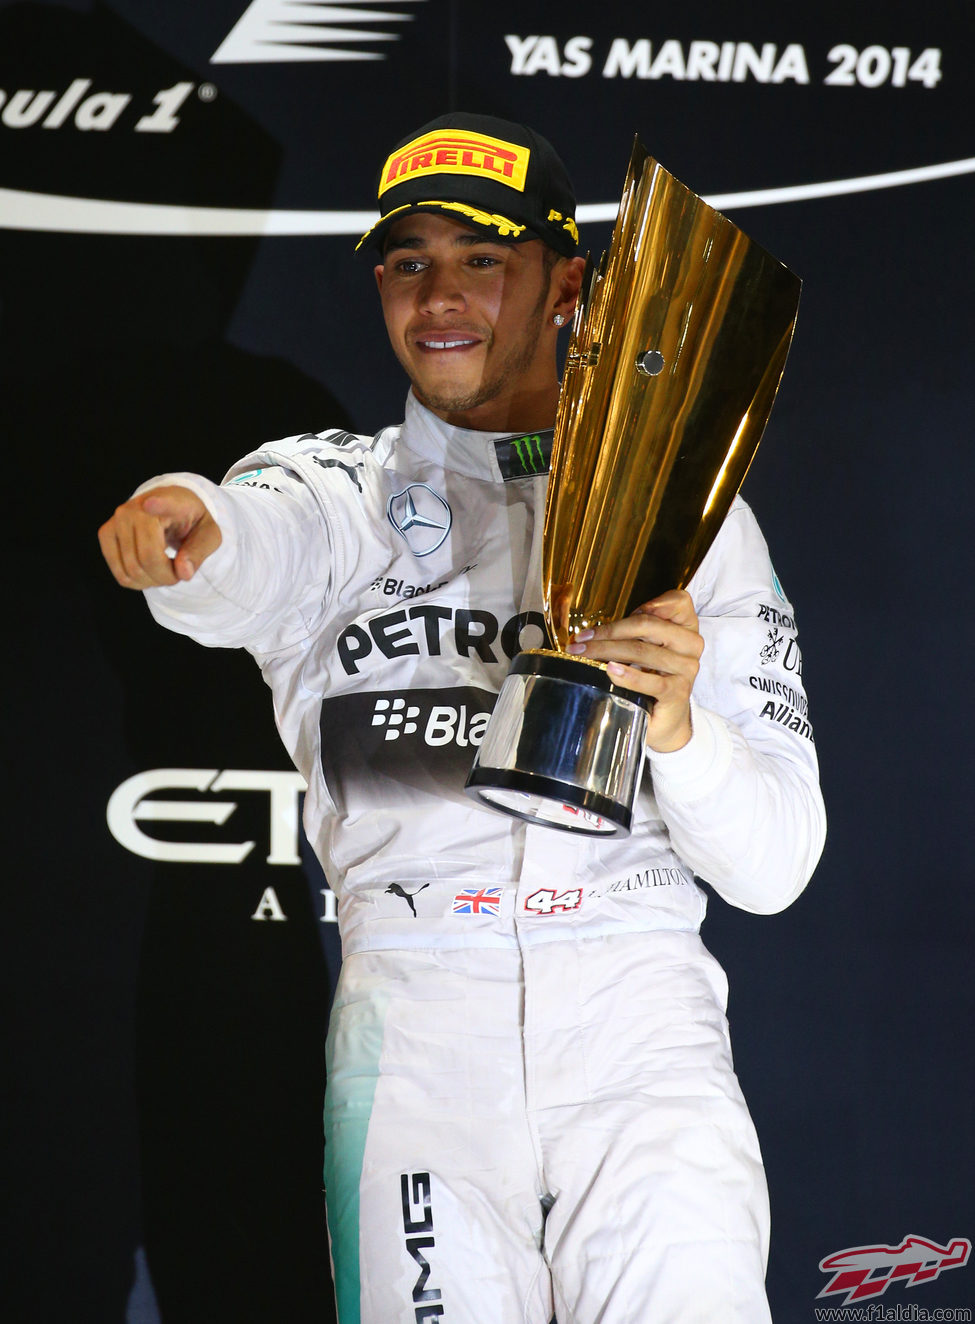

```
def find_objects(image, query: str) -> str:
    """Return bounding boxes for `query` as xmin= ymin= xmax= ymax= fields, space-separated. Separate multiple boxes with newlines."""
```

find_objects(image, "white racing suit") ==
xmin=143 ymin=392 xmax=825 ymax=1323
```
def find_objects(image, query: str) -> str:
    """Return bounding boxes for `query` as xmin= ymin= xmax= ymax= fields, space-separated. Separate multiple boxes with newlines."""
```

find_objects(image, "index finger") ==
xmin=634 ymin=589 xmax=697 ymax=627
xmin=98 ymin=500 xmax=178 ymax=588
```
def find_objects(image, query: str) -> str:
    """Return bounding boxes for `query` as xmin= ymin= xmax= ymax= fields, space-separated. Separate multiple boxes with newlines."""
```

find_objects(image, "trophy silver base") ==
xmin=465 ymin=650 xmax=651 ymax=837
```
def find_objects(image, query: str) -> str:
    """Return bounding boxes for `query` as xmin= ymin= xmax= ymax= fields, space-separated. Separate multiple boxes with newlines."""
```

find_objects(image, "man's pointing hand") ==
xmin=98 ymin=485 xmax=222 ymax=589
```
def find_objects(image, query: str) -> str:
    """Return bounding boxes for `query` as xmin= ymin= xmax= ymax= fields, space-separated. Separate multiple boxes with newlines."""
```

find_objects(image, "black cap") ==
xmin=357 ymin=112 xmax=578 ymax=258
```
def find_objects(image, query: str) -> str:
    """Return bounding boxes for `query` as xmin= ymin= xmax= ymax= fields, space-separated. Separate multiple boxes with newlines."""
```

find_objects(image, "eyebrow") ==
xmin=384 ymin=231 xmax=514 ymax=256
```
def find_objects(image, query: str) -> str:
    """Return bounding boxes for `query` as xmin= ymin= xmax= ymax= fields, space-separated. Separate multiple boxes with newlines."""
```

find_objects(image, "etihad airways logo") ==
xmin=379 ymin=130 xmax=530 ymax=196
xmin=107 ymin=768 xmax=306 ymax=865
xmin=212 ymin=0 xmax=426 ymax=64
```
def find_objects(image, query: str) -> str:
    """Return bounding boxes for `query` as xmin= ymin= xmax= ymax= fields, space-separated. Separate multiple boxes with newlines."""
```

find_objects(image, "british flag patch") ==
xmin=451 ymin=887 xmax=503 ymax=916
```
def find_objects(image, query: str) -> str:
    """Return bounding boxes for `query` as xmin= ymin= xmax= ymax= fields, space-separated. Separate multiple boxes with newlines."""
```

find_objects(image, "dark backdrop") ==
xmin=3 ymin=2 xmax=973 ymax=1320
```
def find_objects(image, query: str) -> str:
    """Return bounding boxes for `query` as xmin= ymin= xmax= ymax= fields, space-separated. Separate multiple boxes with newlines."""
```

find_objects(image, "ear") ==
xmin=553 ymin=255 xmax=586 ymax=321
xmin=374 ymin=264 xmax=385 ymax=295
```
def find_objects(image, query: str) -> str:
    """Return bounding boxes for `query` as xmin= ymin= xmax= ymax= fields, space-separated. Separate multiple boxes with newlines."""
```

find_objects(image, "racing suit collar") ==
xmin=402 ymin=391 xmax=547 ymax=485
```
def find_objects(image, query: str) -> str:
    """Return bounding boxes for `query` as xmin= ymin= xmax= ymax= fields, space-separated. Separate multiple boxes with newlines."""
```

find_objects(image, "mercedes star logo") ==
xmin=387 ymin=483 xmax=452 ymax=556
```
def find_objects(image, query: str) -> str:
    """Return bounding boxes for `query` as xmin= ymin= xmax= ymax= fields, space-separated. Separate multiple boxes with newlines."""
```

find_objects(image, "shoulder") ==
xmin=220 ymin=424 xmax=403 ymax=502
xmin=229 ymin=424 xmax=398 ymax=471
xmin=691 ymin=496 xmax=794 ymax=617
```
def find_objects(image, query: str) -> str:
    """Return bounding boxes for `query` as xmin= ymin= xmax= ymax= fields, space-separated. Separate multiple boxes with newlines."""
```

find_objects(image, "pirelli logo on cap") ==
xmin=379 ymin=130 xmax=530 ymax=197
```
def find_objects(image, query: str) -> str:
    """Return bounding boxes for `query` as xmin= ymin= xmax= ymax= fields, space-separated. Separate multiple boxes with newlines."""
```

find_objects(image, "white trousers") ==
xmin=324 ymin=929 xmax=771 ymax=1323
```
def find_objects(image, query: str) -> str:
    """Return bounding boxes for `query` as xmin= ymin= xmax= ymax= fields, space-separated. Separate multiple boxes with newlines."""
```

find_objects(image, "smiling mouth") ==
xmin=414 ymin=333 xmax=482 ymax=352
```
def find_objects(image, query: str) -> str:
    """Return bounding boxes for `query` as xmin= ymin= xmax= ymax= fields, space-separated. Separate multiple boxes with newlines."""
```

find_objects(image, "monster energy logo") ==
xmin=494 ymin=429 xmax=554 ymax=482
xmin=514 ymin=434 xmax=545 ymax=471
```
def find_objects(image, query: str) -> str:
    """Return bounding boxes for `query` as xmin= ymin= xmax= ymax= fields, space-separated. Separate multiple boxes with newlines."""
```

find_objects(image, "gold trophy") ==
xmin=465 ymin=139 xmax=801 ymax=836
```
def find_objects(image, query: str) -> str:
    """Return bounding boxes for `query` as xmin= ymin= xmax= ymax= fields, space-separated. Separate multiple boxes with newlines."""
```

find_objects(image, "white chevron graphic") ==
xmin=1 ymin=158 xmax=972 ymax=235
xmin=211 ymin=0 xmax=426 ymax=64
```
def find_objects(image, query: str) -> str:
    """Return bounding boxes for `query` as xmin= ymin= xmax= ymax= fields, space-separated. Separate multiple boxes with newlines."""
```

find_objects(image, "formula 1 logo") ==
xmin=817 ymin=1235 xmax=971 ymax=1305
xmin=0 ymin=79 xmax=197 ymax=134
xmin=212 ymin=0 xmax=426 ymax=64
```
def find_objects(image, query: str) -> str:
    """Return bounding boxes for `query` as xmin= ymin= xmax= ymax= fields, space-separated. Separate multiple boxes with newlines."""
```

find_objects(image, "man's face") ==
xmin=375 ymin=212 xmax=568 ymax=431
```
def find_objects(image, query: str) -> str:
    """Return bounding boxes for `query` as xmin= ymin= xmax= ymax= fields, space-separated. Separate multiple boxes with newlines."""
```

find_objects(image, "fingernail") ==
xmin=607 ymin=662 xmax=625 ymax=676
xmin=573 ymin=629 xmax=594 ymax=641
xmin=566 ymin=642 xmax=586 ymax=654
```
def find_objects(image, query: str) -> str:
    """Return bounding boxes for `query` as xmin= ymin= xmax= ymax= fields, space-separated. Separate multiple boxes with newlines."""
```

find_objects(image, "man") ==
xmin=100 ymin=113 xmax=825 ymax=1323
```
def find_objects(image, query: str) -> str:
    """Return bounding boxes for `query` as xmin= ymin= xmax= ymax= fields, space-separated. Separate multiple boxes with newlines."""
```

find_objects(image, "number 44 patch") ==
xmin=524 ymin=888 xmax=583 ymax=916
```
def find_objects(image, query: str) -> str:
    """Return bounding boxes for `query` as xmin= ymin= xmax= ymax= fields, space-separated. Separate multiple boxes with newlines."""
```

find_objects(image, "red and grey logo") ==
xmin=817 ymin=1234 xmax=971 ymax=1305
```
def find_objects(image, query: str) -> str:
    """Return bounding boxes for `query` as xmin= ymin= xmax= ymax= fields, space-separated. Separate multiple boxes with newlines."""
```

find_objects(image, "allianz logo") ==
xmin=371 ymin=696 xmax=490 ymax=747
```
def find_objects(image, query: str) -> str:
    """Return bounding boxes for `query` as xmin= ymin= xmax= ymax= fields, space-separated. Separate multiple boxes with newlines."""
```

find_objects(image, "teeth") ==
xmin=422 ymin=338 xmax=476 ymax=350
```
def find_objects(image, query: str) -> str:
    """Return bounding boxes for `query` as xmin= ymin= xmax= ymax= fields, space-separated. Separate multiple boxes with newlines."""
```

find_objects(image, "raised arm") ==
xmin=97 ymin=461 xmax=335 ymax=654
xmin=99 ymin=485 xmax=221 ymax=588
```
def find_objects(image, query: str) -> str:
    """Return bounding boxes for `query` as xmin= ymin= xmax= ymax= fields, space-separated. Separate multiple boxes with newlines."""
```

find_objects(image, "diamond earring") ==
xmin=553 ymin=313 xmax=566 ymax=327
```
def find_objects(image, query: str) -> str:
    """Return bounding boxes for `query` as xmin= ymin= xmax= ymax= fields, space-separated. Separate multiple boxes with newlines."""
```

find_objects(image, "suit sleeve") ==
xmin=646 ymin=500 xmax=826 ymax=914
xmin=139 ymin=464 xmax=333 ymax=654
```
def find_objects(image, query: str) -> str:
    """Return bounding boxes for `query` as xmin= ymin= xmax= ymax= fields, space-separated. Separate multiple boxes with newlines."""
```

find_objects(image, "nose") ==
xmin=418 ymin=262 xmax=467 ymax=316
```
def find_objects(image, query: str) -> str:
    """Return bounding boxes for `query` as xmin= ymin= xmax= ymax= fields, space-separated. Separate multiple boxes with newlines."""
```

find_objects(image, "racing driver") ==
xmin=99 ymin=112 xmax=826 ymax=1323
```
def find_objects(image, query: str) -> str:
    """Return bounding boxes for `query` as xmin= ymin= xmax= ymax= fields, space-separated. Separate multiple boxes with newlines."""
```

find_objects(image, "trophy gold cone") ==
xmin=465 ymin=139 xmax=801 ymax=836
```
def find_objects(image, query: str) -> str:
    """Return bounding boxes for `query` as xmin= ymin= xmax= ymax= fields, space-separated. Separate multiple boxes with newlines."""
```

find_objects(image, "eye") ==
xmin=394 ymin=257 xmax=428 ymax=275
xmin=467 ymin=254 xmax=502 ymax=269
